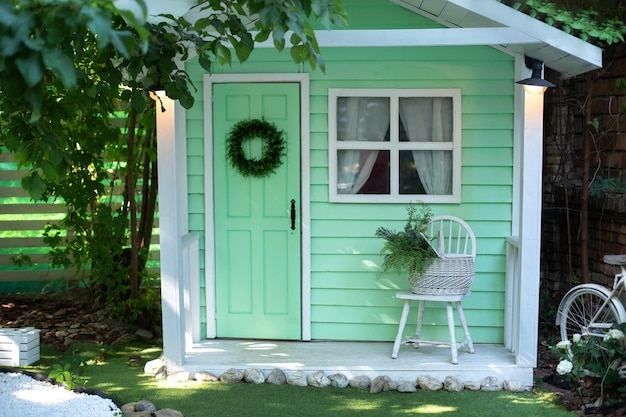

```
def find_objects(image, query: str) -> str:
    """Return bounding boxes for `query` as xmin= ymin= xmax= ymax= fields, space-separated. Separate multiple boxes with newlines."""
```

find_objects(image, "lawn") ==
xmin=15 ymin=342 xmax=574 ymax=417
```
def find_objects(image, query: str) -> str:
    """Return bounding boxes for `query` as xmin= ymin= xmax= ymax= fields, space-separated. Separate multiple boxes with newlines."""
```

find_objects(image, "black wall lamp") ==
xmin=516 ymin=57 xmax=555 ymax=95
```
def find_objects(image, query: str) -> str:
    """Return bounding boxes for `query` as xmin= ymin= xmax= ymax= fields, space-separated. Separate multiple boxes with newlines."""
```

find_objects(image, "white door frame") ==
xmin=203 ymin=73 xmax=312 ymax=340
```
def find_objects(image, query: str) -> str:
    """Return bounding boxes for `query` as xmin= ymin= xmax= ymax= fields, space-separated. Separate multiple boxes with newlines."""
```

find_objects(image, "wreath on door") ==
xmin=226 ymin=118 xmax=286 ymax=178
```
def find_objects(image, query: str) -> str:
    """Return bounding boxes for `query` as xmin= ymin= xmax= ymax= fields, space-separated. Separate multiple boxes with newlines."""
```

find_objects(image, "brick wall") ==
xmin=542 ymin=43 xmax=626 ymax=298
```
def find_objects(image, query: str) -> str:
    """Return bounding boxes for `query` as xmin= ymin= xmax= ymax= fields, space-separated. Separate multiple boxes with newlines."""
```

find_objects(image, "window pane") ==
xmin=337 ymin=150 xmax=389 ymax=194
xmin=337 ymin=97 xmax=390 ymax=142
xmin=400 ymin=150 xmax=453 ymax=195
xmin=399 ymin=150 xmax=425 ymax=194
xmin=399 ymin=97 xmax=453 ymax=143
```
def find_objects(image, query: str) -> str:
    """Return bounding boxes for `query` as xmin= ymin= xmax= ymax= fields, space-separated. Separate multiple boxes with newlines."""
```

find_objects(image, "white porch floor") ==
xmin=173 ymin=340 xmax=534 ymax=388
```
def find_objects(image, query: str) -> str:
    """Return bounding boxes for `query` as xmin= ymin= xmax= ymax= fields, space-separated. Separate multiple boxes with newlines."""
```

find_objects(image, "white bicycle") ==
xmin=556 ymin=254 xmax=626 ymax=343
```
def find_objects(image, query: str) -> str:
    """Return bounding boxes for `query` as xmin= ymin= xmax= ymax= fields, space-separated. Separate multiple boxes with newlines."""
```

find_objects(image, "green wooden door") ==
xmin=213 ymin=83 xmax=301 ymax=339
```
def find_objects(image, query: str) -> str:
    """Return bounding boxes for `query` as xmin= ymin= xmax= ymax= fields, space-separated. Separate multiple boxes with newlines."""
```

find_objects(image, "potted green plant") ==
xmin=375 ymin=204 xmax=439 ymax=277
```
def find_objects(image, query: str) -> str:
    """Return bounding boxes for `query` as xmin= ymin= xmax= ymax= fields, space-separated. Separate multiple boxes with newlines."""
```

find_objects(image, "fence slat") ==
xmin=1 ymin=152 xmax=161 ymax=286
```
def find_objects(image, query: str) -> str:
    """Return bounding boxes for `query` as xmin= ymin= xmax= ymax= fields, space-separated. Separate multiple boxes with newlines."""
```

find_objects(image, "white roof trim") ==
xmin=447 ymin=0 xmax=602 ymax=70
xmin=396 ymin=0 xmax=602 ymax=76
xmin=253 ymin=27 xmax=536 ymax=48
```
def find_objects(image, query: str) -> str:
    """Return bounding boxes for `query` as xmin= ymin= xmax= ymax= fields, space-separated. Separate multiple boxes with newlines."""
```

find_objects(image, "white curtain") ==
xmin=399 ymin=97 xmax=452 ymax=195
xmin=337 ymin=97 xmax=390 ymax=194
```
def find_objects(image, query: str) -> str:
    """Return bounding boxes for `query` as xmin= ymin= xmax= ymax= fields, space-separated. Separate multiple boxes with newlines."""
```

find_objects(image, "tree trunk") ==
xmin=126 ymin=111 xmax=139 ymax=299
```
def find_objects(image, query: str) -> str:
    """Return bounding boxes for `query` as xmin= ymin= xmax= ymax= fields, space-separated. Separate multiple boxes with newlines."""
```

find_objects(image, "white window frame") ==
xmin=328 ymin=88 xmax=462 ymax=204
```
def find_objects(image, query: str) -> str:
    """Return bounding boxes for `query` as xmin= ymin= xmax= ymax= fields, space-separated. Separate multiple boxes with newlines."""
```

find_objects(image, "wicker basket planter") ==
xmin=408 ymin=254 xmax=474 ymax=295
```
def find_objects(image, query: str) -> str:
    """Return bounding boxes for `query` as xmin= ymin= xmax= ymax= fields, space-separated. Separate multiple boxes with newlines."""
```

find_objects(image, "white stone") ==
xmin=267 ymin=368 xmax=287 ymax=385
xmin=397 ymin=381 xmax=417 ymax=393
xmin=220 ymin=368 xmax=244 ymax=384
xmin=287 ymin=371 xmax=308 ymax=387
xmin=370 ymin=375 xmax=397 ymax=394
xmin=417 ymin=375 xmax=442 ymax=391
xmin=244 ymin=368 xmax=266 ymax=384
xmin=144 ymin=358 xmax=165 ymax=375
xmin=349 ymin=375 xmax=371 ymax=390
xmin=194 ymin=371 xmax=218 ymax=382
xmin=504 ymin=379 xmax=525 ymax=392
xmin=480 ymin=376 xmax=502 ymax=391
xmin=328 ymin=373 xmax=349 ymax=388
xmin=307 ymin=371 xmax=331 ymax=388
xmin=443 ymin=376 xmax=464 ymax=392
xmin=167 ymin=371 xmax=191 ymax=382
xmin=464 ymin=381 xmax=481 ymax=391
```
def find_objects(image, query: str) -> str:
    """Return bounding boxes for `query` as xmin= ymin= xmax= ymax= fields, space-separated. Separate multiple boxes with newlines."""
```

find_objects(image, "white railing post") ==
xmin=182 ymin=232 xmax=200 ymax=351
xmin=504 ymin=236 xmax=521 ymax=352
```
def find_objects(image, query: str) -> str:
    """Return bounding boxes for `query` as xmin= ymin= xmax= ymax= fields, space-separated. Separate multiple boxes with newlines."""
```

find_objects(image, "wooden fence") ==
xmin=0 ymin=151 xmax=160 ymax=291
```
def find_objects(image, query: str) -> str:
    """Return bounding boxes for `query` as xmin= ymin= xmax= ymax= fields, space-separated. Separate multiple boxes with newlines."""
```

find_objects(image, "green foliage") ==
xmin=375 ymin=204 xmax=438 ymax=276
xmin=49 ymin=363 xmax=77 ymax=390
xmin=0 ymin=0 xmax=346 ymax=324
xmin=498 ymin=0 xmax=626 ymax=46
xmin=589 ymin=175 xmax=626 ymax=197
xmin=551 ymin=323 xmax=626 ymax=408
xmin=226 ymin=118 xmax=285 ymax=177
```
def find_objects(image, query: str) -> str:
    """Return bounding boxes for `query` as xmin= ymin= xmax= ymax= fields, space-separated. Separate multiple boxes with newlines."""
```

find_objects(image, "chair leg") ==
xmin=446 ymin=302 xmax=458 ymax=364
xmin=456 ymin=301 xmax=475 ymax=354
xmin=392 ymin=299 xmax=412 ymax=359
xmin=413 ymin=300 xmax=425 ymax=349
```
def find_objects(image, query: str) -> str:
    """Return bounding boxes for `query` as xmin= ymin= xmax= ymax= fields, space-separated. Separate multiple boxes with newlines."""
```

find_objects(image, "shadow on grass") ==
xmin=15 ymin=342 xmax=571 ymax=417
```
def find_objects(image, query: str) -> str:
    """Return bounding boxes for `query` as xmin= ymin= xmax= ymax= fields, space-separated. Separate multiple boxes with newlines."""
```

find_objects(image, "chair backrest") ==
xmin=426 ymin=215 xmax=476 ymax=260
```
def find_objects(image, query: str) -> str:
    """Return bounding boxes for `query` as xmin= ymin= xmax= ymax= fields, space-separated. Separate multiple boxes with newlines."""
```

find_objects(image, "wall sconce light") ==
xmin=516 ymin=57 xmax=555 ymax=95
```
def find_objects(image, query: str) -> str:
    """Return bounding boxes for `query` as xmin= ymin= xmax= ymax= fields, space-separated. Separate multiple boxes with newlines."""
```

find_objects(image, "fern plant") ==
xmin=375 ymin=204 xmax=438 ymax=276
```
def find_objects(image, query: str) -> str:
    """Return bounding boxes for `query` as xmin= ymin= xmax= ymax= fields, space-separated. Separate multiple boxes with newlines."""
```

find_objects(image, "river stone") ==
xmin=155 ymin=409 xmax=184 ymax=417
xmin=480 ymin=376 xmax=502 ymax=391
xmin=328 ymin=373 xmax=349 ymax=388
xmin=307 ymin=370 xmax=331 ymax=388
xmin=144 ymin=358 xmax=165 ymax=375
xmin=443 ymin=376 xmax=464 ymax=392
xmin=220 ymin=368 xmax=244 ymax=384
xmin=464 ymin=381 xmax=482 ymax=391
xmin=244 ymin=368 xmax=266 ymax=384
xmin=287 ymin=370 xmax=308 ymax=387
xmin=349 ymin=375 xmax=371 ymax=390
xmin=397 ymin=381 xmax=417 ymax=393
xmin=370 ymin=375 xmax=397 ymax=393
xmin=154 ymin=366 xmax=168 ymax=379
xmin=504 ymin=379 xmax=525 ymax=392
xmin=267 ymin=368 xmax=287 ymax=385
xmin=123 ymin=411 xmax=152 ymax=417
xmin=167 ymin=371 xmax=191 ymax=382
xmin=417 ymin=375 xmax=442 ymax=391
xmin=194 ymin=371 xmax=219 ymax=382
xmin=135 ymin=400 xmax=158 ymax=413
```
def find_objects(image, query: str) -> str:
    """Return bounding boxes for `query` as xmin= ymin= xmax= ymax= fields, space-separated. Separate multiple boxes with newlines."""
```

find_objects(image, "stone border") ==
xmin=143 ymin=357 xmax=527 ymax=394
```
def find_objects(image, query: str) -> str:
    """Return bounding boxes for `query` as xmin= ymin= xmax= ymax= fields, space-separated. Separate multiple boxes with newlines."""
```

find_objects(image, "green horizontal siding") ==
xmin=185 ymin=0 xmax=515 ymax=342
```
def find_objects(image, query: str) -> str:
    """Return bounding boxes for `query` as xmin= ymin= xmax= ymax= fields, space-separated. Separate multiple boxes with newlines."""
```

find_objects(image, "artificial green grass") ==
xmin=15 ymin=342 xmax=573 ymax=417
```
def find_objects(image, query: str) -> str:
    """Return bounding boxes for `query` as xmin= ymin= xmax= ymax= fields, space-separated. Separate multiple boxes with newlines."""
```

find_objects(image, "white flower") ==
xmin=603 ymin=329 xmax=624 ymax=341
xmin=556 ymin=360 xmax=573 ymax=375
xmin=556 ymin=340 xmax=571 ymax=350
xmin=572 ymin=333 xmax=581 ymax=344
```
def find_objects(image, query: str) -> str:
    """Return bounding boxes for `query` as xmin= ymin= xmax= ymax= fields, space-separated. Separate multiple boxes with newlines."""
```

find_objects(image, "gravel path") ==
xmin=0 ymin=372 xmax=120 ymax=417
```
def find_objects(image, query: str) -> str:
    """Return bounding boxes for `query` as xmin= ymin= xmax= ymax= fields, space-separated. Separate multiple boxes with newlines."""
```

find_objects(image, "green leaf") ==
xmin=234 ymin=42 xmax=252 ymax=63
xmin=289 ymin=44 xmax=309 ymax=63
xmin=21 ymin=171 xmax=47 ymax=201
xmin=15 ymin=53 xmax=43 ymax=87
xmin=131 ymin=90 xmax=147 ymax=113
xmin=42 ymin=49 xmax=77 ymax=89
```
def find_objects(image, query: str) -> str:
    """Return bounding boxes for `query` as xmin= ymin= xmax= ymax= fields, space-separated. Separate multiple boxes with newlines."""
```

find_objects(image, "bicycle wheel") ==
xmin=559 ymin=286 xmax=623 ymax=342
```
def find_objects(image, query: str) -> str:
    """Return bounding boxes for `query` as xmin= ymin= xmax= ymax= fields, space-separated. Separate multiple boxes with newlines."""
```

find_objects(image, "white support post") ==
xmin=156 ymin=92 xmax=187 ymax=366
xmin=516 ymin=84 xmax=545 ymax=368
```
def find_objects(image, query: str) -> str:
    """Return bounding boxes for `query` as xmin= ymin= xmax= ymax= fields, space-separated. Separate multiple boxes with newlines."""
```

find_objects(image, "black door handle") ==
xmin=290 ymin=199 xmax=296 ymax=230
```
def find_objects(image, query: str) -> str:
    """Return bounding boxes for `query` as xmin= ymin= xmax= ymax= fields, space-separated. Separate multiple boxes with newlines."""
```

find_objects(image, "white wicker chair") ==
xmin=391 ymin=215 xmax=476 ymax=364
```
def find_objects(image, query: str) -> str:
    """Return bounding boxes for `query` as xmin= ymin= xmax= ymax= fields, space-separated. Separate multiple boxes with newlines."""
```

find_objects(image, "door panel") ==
xmin=213 ymin=83 xmax=301 ymax=339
